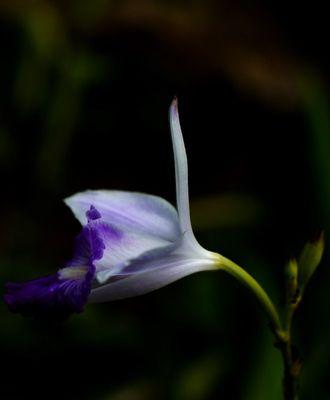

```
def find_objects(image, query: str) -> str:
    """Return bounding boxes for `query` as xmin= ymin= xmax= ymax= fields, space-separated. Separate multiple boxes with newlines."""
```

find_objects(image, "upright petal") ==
xmin=169 ymin=98 xmax=207 ymax=255
xmin=65 ymin=191 xmax=180 ymax=242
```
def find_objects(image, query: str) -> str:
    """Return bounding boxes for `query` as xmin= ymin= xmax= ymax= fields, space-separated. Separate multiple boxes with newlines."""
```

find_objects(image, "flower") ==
xmin=4 ymin=98 xmax=222 ymax=319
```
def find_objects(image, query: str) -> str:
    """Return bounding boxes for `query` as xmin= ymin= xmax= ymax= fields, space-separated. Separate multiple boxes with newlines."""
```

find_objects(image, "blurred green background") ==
xmin=0 ymin=1 xmax=329 ymax=399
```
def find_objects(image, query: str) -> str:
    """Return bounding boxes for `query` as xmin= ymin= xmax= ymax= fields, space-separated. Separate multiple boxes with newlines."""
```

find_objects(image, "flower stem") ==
xmin=278 ymin=337 xmax=300 ymax=400
xmin=278 ymin=294 xmax=302 ymax=400
xmin=217 ymin=255 xmax=301 ymax=400
xmin=219 ymin=256 xmax=283 ymax=334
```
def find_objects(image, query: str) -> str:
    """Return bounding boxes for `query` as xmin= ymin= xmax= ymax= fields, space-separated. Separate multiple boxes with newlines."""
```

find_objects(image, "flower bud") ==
xmin=285 ymin=258 xmax=298 ymax=303
xmin=298 ymin=231 xmax=325 ymax=291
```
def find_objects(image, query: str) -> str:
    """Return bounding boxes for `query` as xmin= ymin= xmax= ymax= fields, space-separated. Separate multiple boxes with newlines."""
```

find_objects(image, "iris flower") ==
xmin=4 ymin=99 xmax=223 ymax=319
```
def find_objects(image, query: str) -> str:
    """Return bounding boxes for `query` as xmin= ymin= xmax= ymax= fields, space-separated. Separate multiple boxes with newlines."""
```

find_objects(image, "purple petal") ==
xmin=65 ymin=190 xmax=181 ymax=242
xmin=4 ymin=267 xmax=94 ymax=319
xmin=4 ymin=215 xmax=105 ymax=319
xmin=67 ymin=221 xmax=105 ymax=268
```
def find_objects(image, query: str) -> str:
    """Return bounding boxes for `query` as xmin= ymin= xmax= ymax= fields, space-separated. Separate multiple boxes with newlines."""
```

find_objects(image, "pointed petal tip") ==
xmin=310 ymin=229 xmax=325 ymax=245
xmin=170 ymin=96 xmax=179 ymax=116
xmin=63 ymin=195 xmax=75 ymax=211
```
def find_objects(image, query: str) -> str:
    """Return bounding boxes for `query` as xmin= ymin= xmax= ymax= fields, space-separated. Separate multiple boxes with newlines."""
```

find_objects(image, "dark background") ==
xmin=0 ymin=1 xmax=329 ymax=399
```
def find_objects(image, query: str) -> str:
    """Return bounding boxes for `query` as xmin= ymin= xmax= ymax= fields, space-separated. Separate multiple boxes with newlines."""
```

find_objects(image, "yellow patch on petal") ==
xmin=59 ymin=266 xmax=89 ymax=280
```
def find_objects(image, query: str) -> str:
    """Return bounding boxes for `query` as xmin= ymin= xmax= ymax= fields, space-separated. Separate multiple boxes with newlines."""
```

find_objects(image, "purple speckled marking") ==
xmin=86 ymin=205 xmax=101 ymax=221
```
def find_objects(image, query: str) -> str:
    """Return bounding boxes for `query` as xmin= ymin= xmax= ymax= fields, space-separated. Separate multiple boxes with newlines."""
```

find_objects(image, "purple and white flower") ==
xmin=4 ymin=99 xmax=222 ymax=318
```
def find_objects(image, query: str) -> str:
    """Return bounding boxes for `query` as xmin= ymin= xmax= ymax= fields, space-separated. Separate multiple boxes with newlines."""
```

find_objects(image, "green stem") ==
xmin=219 ymin=256 xmax=283 ymax=335
xmin=216 ymin=255 xmax=303 ymax=399
xmin=279 ymin=342 xmax=300 ymax=400
xmin=280 ymin=297 xmax=302 ymax=400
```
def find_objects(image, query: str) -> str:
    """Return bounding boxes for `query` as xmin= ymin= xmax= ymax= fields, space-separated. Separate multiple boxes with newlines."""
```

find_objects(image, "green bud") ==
xmin=285 ymin=258 xmax=298 ymax=304
xmin=298 ymin=231 xmax=325 ymax=290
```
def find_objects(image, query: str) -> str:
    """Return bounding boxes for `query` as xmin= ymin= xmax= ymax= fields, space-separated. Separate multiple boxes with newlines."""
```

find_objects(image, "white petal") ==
xmin=89 ymin=255 xmax=218 ymax=302
xmin=95 ymin=242 xmax=181 ymax=282
xmin=169 ymin=99 xmax=208 ymax=255
xmin=65 ymin=190 xmax=181 ymax=242
xmin=92 ymin=220 xmax=176 ymax=277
